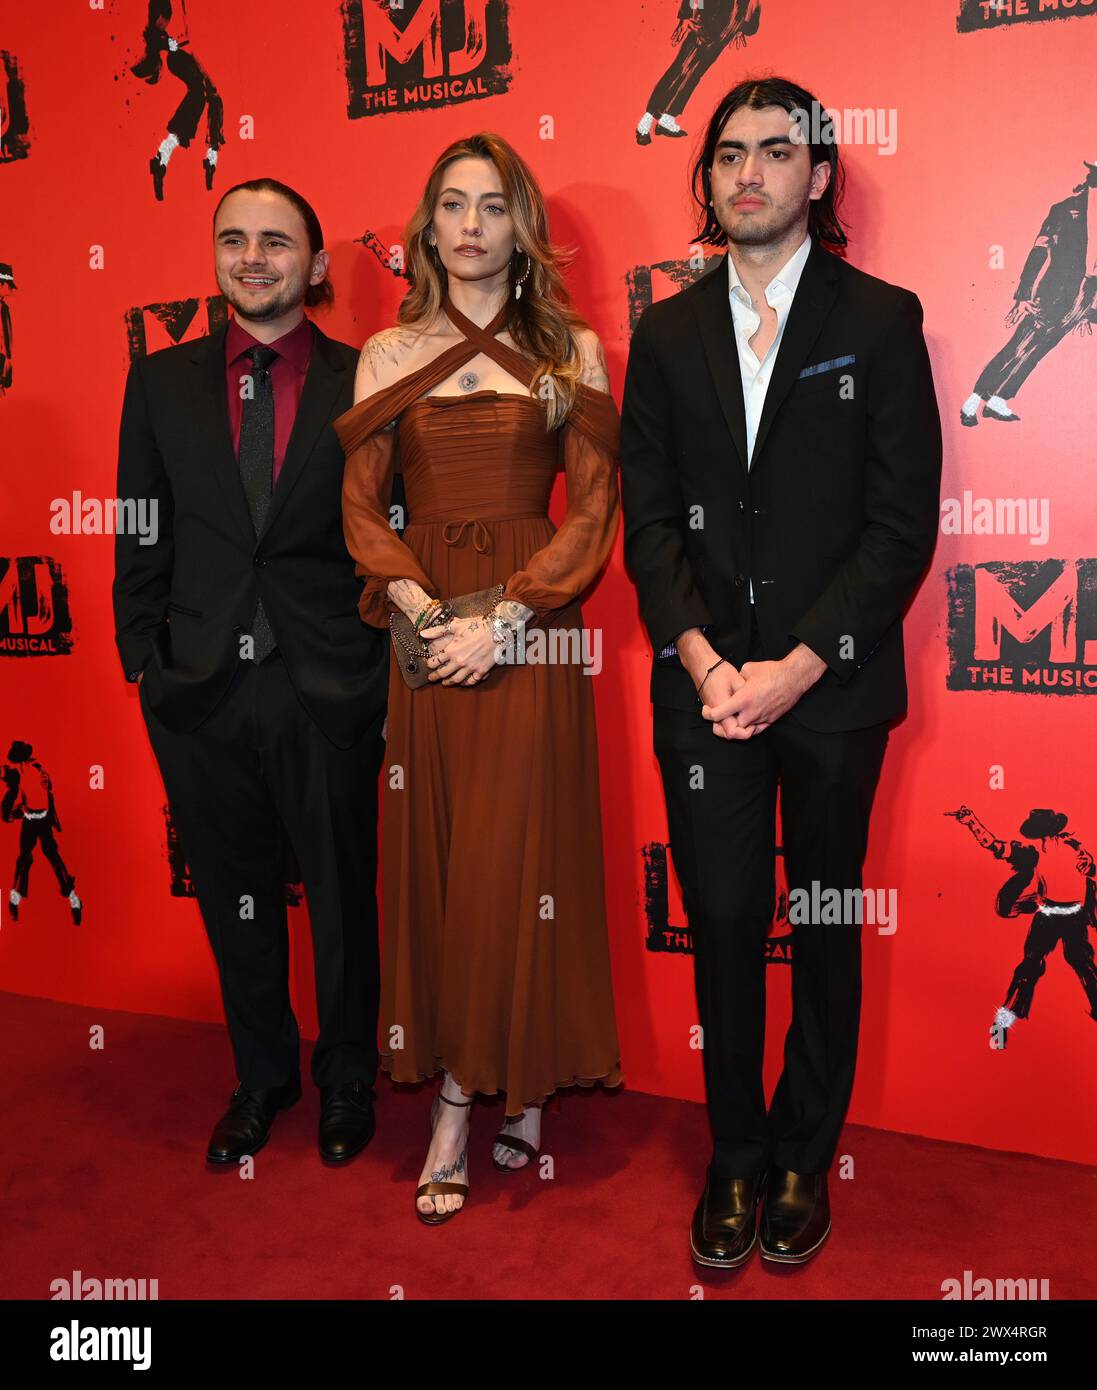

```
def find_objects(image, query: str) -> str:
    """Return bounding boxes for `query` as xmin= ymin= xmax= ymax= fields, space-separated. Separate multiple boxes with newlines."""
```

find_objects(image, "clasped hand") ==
xmin=420 ymin=615 xmax=497 ymax=686
xmin=700 ymin=658 xmax=813 ymax=739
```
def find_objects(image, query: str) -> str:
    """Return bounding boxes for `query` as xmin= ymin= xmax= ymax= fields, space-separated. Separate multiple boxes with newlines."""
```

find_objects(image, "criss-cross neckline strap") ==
xmin=441 ymin=293 xmax=509 ymax=346
xmin=332 ymin=297 xmax=621 ymax=457
xmin=437 ymin=293 xmax=541 ymax=392
xmin=333 ymin=298 xmax=531 ymax=447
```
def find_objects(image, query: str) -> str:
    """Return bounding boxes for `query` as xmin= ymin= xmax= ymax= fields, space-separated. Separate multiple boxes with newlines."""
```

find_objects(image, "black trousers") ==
xmin=1001 ymin=904 xmax=1097 ymax=1019
xmin=974 ymin=276 xmax=1097 ymax=401
xmin=647 ymin=1 xmax=749 ymax=117
xmin=166 ymin=47 xmax=224 ymax=150
xmin=140 ymin=651 xmax=384 ymax=1092
xmin=13 ymin=817 xmax=74 ymax=898
xmin=653 ymin=614 xmax=889 ymax=1177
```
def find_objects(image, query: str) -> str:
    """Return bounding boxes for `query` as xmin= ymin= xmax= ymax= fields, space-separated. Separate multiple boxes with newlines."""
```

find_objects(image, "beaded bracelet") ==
xmin=413 ymin=600 xmax=443 ymax=634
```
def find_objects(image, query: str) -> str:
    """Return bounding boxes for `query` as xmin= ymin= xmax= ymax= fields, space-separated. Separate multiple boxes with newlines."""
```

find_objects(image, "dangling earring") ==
xmin=513 ymin=249 xmax=532 ymax=300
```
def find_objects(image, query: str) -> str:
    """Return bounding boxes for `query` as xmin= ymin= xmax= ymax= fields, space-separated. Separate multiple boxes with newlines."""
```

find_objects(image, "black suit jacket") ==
xmin=112 ymin=318 xmax=389 ymax=748
xmin=620 ymin=236 xmax=942 ymax=733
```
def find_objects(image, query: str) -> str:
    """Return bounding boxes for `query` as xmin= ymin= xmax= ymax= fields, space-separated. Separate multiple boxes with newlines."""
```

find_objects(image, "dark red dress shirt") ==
xmin=224 ymin=315 xmax=313 ymax=486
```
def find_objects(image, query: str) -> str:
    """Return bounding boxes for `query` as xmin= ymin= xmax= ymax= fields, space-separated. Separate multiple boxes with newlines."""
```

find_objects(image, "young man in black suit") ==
xmin=621 ymin=78 xmax=941 ymax=1268
xmin=114 ymin=179 xmax=389 ymax=1166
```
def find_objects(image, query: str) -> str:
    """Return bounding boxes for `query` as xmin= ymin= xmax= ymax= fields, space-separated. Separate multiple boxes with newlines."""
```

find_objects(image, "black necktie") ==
xmin=238 ymin=344 xmax=278 ymax=662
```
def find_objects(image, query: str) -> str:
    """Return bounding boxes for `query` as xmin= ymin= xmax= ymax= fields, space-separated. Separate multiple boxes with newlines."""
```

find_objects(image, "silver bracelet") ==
xmin=489 ymin=612 xmax=522 ymax=645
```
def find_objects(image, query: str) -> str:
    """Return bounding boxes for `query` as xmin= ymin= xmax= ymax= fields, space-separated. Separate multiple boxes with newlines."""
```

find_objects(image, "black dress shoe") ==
xmin=759 ymin=1167 xmax=831 ymax=1263
xmin=689 ymin=1167 xmax=765 ymax=1269
xmin=206 ymin=1078 xmax=301 ymax=1164
xmin=318 ymin=1080 xmax=376 ymax=1162
xmin=149 ymin=155 xmax=165 ymax=202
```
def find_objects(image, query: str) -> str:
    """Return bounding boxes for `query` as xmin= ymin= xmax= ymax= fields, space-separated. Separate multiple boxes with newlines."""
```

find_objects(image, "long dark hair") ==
xmin=213 ymin=177 xmax=334 ymax=309
xmin=690 ymin=76 xmax=848 ymax=248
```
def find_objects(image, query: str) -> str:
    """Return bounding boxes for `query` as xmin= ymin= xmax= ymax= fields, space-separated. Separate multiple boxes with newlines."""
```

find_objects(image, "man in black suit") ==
xmin=114 ymin=179 xmax=389 ymax=1165
xmin=621 ymin=79 xmax=941 ymax=1268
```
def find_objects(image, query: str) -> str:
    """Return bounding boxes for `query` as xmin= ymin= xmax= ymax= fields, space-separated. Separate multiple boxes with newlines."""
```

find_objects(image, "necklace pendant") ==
xmin=458 ymin=371 xmax=479 ymax=392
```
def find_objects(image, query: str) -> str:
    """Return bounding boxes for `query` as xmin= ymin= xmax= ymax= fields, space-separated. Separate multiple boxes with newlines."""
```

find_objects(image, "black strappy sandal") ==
xmin=416 ymin=1090 xmax=473 ymax=1225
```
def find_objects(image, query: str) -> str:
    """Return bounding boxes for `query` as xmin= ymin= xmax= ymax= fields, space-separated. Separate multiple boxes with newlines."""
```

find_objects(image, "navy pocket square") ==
xmin=798 ymin=354 xmax=855 ymax=379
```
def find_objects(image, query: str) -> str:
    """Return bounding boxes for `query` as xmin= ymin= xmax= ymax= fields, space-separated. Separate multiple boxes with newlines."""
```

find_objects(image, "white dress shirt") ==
xmin=656 ymin=234 xmax=813 ymax=659
xmin=728 ymin=233 xmax=812 ymax=602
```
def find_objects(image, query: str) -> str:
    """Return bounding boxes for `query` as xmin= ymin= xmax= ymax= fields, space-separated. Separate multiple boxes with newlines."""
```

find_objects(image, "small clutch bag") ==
xmin=389 ymin=583 xmax=506 ymax=688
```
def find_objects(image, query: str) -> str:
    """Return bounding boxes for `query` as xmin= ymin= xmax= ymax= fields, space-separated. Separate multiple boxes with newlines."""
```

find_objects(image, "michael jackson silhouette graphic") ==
xmin=948 ymin=806 xmax=1097 ymax=1045
xmin=636 ymin=0 xmax=761 ymax=146
xmin=2 ymin=742 xmax=82 ymax=924
xmin=960 ymin=158 xmax=1097 ymax=427
xmin=130 ymin=0 xmax=224 ymax=201
xmin=0 ymin=262 xmax=14 ymax=393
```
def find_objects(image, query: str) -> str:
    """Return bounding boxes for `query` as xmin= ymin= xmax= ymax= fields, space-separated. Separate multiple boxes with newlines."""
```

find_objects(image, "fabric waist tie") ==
xmin=411 ymin=513 xmax=548 ymax=555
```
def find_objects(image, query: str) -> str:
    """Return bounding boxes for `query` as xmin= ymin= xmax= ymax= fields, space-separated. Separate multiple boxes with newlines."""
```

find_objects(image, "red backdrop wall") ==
xmin=2 ymin=0 xmax=1095 ymax=1166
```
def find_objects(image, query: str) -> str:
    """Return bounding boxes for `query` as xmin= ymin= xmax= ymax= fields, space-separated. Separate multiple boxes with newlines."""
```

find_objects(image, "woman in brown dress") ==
xmin=333 ymin=134 xmax=622 ymax=1223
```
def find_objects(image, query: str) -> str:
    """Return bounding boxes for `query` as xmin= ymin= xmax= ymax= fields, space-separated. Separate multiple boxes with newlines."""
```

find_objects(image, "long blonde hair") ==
xmin=400 ymin=132 xmax=588 ymax=431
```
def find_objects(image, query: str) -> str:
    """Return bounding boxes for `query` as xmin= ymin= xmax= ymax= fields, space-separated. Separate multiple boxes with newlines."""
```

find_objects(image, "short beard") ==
xmin=220 ymin=277 xmax=302 ymax=322
xmin=723 ymin=190 xmax=811 ymax=249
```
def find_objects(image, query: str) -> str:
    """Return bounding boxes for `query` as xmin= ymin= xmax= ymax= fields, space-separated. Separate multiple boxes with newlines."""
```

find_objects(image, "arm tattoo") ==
xmin=358 ymin=327 xmax=419 ymax=381
xmin=388 ymin=578 xmax=434 ymax=618
xmin=578 ymin=330 xmax=610 ymax=392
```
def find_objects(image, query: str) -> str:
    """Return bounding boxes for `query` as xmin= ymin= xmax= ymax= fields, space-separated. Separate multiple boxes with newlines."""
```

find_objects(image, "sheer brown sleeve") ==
xmin=335 ymin=395 xmax=439 ymax=629
xmin=500 ymin=383 xmax=621 ymax=625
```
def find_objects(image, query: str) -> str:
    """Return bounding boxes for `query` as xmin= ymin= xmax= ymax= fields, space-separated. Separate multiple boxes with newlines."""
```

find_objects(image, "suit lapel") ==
xmin=189 ymin=322 xmax=256 ymax=544
xmin=261 ymin=322 xmax=346 ymax=539
xmin=750 ymin=238 xmax=839 ymax=469
xmin=188 ymin=319 xmax=348 ymax=545
xmin=688 ymin=238 xmax=840 ymax=480
xmin=691 ymin=254 xmax=749 ymax=479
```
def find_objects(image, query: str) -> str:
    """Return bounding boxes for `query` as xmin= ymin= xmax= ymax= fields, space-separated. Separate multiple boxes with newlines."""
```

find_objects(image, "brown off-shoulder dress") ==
xmin=333 ymin=295 xmax=623 ymax=1116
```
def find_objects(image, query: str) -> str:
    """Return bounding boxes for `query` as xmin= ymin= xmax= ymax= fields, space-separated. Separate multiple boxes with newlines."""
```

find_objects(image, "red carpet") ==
xmin=2 ymin=990 xmax=1093 ymax=1301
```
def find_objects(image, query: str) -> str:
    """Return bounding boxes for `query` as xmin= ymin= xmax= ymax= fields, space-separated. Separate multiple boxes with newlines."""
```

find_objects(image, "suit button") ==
xmin=254 ymin=557 xmax=266 ymax=568
xmin=738 ymin=500 xmax=745 ymax=512
xmin=734 ymin=574 xmax=745 ymax=587
xmin=754 ymin=507 xmax=765 ymax=516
